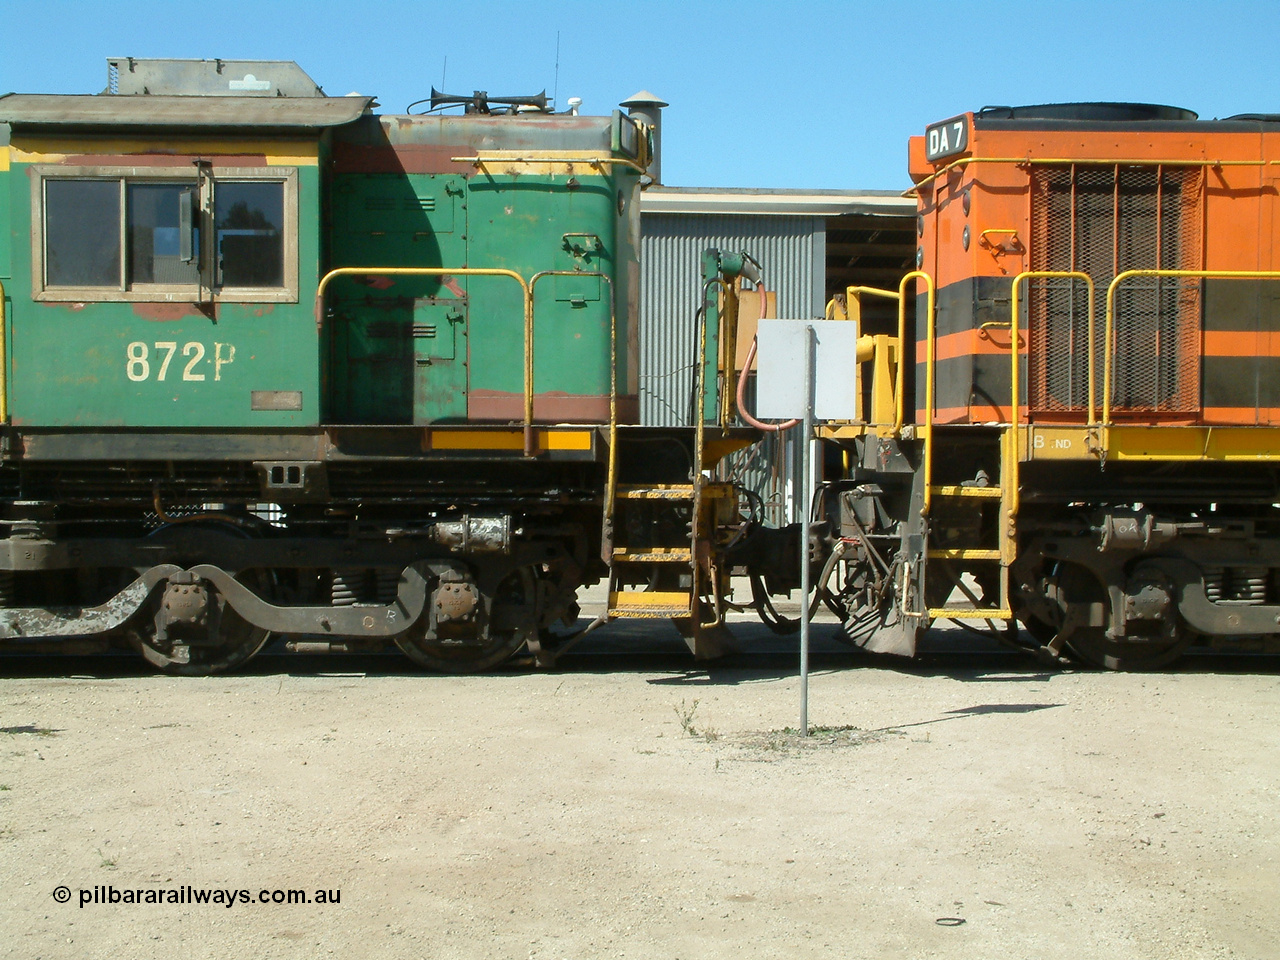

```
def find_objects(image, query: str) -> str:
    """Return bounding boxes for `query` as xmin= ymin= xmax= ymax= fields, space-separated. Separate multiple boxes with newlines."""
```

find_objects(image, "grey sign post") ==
xmin=755 ymin=319 xmax=861 ymax=736
xmin=797 ymin=326 xmax=815 ymax=735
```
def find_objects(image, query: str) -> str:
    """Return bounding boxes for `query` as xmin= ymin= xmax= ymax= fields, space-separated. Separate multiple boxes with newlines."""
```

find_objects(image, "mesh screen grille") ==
xmin=1029 ymin=165 xmax=1202 ymax=415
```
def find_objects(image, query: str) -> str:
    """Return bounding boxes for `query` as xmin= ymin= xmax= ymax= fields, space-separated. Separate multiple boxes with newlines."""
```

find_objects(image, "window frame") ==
xmin=31 ymin=164 xmax=299 ymax=304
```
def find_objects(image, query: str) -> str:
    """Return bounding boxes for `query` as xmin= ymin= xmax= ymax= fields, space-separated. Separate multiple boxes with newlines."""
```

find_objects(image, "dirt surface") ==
xmin=2 ymin=614 xmax=1278 ymax=960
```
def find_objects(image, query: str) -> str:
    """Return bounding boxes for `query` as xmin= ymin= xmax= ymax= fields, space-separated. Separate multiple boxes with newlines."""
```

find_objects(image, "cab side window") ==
xmin=33 ymin=166 xmax=297 ymax=303
xmin=215 ymin=181 xmax=284 ymax=288
xmin=44 ymin=180 xmax=121 ymax=287
xmin=127 ymin=183 xmax=200 ymax=285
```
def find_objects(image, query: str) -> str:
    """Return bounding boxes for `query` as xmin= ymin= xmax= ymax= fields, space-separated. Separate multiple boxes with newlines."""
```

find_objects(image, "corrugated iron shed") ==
xmin=642 ymin=187 xmax=911 ymax=218
xmin=638 ymin=187 xmax=916 ymax=523
xmin=640 ymin=210 xmax=823 ymax=426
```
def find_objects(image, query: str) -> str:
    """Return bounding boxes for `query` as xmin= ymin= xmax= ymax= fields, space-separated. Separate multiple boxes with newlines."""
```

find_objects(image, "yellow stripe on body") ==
xmin=541 ymin=430 xmax=592 ymax=451
xmin=427 ymin=429 xmax=594 ymax=452
xmin=456 ymin=149 xmax=629 ymax=177
xmin=10 ymin=137 xmax=319 ymax=164
xmin=428 ymin=430 xmax=525 ymax=451
xmin=1022 ymin=424 xmax=1280 ymax=462
xmin=1106 ymin=426 xmax=1280 ymax=461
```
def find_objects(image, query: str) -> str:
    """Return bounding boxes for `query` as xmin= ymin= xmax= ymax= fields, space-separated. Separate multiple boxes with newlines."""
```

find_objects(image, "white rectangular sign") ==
xmin=755 ymin=319 xmax=860 ymax=421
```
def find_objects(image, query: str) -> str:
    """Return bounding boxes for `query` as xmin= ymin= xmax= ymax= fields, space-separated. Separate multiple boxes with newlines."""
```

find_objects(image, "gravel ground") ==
xmin=1 ymin=610 xmax=1277 ymax=960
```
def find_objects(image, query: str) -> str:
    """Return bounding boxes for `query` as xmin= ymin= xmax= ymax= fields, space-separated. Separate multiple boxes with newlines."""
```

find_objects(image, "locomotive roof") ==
xmin=0 ymin=93 xmax=374 ymax=131
xmin=967 ymin=101 xmax=1280 ymax=133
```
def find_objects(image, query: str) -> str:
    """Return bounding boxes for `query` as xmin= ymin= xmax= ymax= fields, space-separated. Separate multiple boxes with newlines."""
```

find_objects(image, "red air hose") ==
xmin=735 ymin=284 xmax=798 ymax=432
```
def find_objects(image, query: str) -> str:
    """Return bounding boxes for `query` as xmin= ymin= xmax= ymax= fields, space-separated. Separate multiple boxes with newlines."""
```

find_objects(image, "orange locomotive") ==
xmin=819 ymin=103 xmax=1280 ymax=668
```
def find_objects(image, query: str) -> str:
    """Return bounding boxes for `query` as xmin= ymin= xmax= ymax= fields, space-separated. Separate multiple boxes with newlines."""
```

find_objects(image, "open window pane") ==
xmin=215 ymin=182 xmax=284 ymax=287
xmin=45 ymin=180 xmax=120 ymax=286
xmin=127 ymin=183 xmax=200 ymax=285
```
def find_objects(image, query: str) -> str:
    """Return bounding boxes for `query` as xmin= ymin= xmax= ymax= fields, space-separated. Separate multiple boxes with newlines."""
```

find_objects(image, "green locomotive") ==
xmin=0 ymin=59 xmax=768 ymax=673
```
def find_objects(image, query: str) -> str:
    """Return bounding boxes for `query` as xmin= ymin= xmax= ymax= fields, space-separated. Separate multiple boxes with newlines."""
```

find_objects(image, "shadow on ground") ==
xmin=2 ymin=616 xmax=1279 ymax=682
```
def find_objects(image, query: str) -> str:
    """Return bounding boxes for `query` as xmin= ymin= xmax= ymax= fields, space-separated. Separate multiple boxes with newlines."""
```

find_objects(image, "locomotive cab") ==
xmin=817 ymin=102 xmax=1280 ymax=668
xmin=0 ymin=60 xmax=762 ymax=674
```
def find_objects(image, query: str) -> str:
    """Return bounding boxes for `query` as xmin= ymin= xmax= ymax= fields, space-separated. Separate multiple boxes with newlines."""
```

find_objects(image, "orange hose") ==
xmin=735 ymin=283 xmax=798 ymax=432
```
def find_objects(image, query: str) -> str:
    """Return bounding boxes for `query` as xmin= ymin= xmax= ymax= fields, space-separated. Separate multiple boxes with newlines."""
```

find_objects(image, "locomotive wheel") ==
xmin=1063 ymin=626 xmax=1193 ymax=672
xmin=130 ymin=589 xmax=271 ymax=677
xmin=1049 ymin=563 xmax=1192 ymax=671
xmin=396 ymin=566 xmax=537 ymax=674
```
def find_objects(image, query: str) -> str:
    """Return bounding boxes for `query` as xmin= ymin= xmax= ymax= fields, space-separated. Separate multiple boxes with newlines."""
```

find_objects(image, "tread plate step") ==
xmin=928 ymin=607 xmax=1014 ymax=619
xmin=612 ymin=548 xmax=693 ymax=563
xmin=929 ymin=484 xmax=1002 ymax=499
xmin=616 ymin=485 xmax=696 ymax=500
xmin=927 ymin=548 xmax=1002 ymax=560
xmin=608 ymin=590 xmax=692 ymax=619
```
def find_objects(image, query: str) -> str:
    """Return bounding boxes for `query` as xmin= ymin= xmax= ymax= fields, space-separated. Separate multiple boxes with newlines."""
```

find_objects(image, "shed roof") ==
xmin=0 ymin=94 xmax=373 ymax=130
xmin=641 ymin=186 xmax=914 ymax=217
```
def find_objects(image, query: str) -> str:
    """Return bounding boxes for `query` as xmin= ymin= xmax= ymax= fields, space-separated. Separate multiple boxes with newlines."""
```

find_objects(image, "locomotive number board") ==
xmin=925 ymin=115 xmax=969 ymax=162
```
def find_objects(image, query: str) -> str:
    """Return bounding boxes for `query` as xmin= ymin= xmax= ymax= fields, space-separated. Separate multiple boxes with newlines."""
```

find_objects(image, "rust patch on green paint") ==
xmin=132 ymin=302 xmax=212 ymax=322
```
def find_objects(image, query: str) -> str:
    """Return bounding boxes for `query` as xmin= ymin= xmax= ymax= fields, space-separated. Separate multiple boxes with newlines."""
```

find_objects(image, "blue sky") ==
xmin=3 ymin=0 xmax=1279 ymax=191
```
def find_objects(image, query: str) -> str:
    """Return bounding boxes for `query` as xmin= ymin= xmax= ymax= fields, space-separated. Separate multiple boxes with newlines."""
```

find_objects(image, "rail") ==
xmin=1007 ymin=271 xmax=1095 ymax=523
xmin=897 ymin=271 xmax=936 ymax=436
xmin=0 ymin=279 xmax=6 ymax=423
xmin=846 ymin=285 xmax=904 ymax=306
xmin=314 ymin=267 xmax=534 ymax=453
xmin=903 ymin=271 xmax=936 ymax=508
xmin=693 ymin=275 xmax=731 ymax=627
xmin=452 ymin=155 xmax=649 ymax=175
xmin=1009 ymin=272 xmax=1097 ymax=428
xmin=906 ymin=155 xmax=1273 ymax=197
xmin=529 ymin=270 xmax=618 ymax=520
xmin=818 ymin=277 xmax=929 ymax=435
xmin=1103 ymin=270 xmax=1280 ymax=425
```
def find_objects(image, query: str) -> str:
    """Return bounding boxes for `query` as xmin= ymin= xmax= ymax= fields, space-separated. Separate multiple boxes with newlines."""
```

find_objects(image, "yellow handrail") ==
xmin=452 ymin=155 xmax=649 ymax=175
xmin=529 ymin=270 xmax=618 ymax=519
xmin=314 ymin=267 xmax=533 ymax=451
xmin=910 ymin=271 xmax=938 ymax=514
xmin=690 ymin=276 xmax=728 ymax=627
xmin=0 ymin=279 xmax=6 ymax=423
xmin=846 ymin=285 xmax=903 ymax=303
xmin=907 ymin=155 xmax=1268 ymax=196
xmin=1007 ymin=271 xmax=1095 ymax=529
xmin=1103 ymin=270 xmax=1280 ymax=424
xmin=1010 ymin=271 xmax=1096 ymax=423
xmin=896 ymin=271 xmax=935 ymax=437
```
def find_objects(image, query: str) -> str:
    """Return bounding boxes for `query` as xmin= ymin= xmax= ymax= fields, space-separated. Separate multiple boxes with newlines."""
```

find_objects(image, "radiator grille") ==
xmin=1029 ymin=165 xmax=1202 ymax=415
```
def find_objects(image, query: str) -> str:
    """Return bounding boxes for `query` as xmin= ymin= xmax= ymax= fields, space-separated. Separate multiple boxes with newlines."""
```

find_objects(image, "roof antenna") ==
xmin=553 ymin=32 xmax=560 ymax=111
xmin=441 ymin=56 xmax=447 ymax=92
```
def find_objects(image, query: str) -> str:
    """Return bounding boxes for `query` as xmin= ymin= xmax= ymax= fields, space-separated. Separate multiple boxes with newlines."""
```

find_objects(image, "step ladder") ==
xmin=597 ymin=251 xmax=747 ymax=659
xmin=922 ymin=426 xmax=1017 ymax=623
xmin=608 ymin=482 xmax=696 ymax=620
xmin=603 ymin=478 xmax=735 ymax=659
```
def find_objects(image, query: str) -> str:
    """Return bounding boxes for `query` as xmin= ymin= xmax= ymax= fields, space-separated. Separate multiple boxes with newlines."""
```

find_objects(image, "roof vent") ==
xmin=620 ymin=90 xmax=668 ymax=185
xmin=104 ymin=58 xmax=325 ymax=98
xmin=978 ymin=102 xmax=1197 ymax=122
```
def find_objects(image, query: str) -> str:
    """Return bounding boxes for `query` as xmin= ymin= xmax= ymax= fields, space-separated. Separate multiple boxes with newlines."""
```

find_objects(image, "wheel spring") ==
xmin=330 ymin=569 xmax=365 ymax=606
xmin=1207 ymin=565 xmax=1269 ymax=604
xmin=1203 ymin=566 xmax=1224 ymax=602
xmin=1229 ymin=566 xmax=1269 ymax=604
xmin=0 ymin=570 xmax=14 ymax=606
xmin=375 ymin=569 xmax=399 ymax=604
